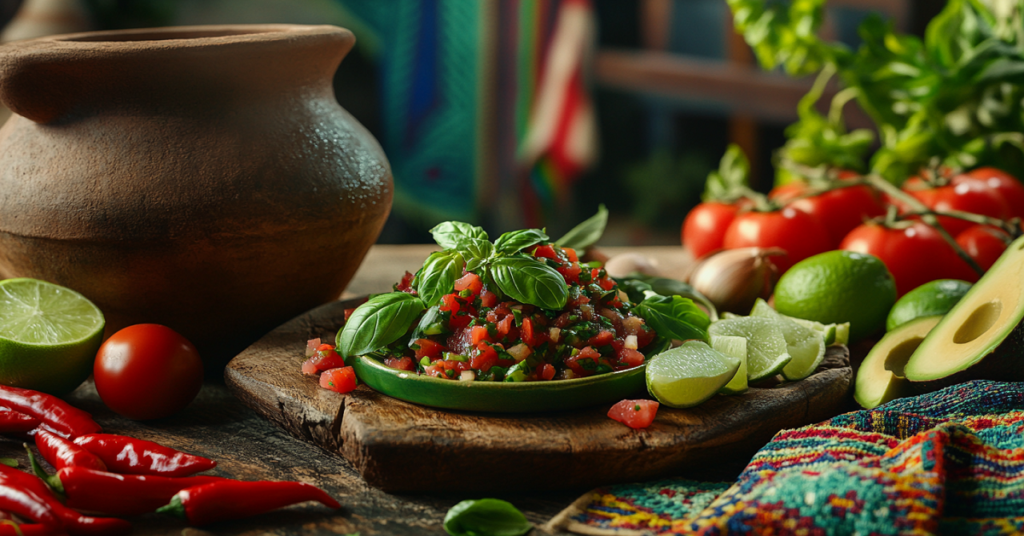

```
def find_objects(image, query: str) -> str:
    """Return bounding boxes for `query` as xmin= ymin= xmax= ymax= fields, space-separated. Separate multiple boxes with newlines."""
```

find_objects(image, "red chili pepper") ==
xmin=34 ymin=431 xmax=106 ymax=472
xmin=0 ymin=386 xmax=100 ymax=439
xmin=0 ymin=409 xmax=41 ymax=434
xmin=0 ymin=524 xmax=57 ymax=536
xmin=57 ymin=466 xmax=225 ymax=517
xmin=157 ymin=480 xmax=341 ymax=525
xmin=2 ymin=462 xmax=131 ymax=536
xmin=72 ymin=434 xmax=215 ymax=477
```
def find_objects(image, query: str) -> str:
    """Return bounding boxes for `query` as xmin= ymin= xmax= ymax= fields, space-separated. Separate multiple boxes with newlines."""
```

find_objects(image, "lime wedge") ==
xmin=645 ymin=340 xmax=740 ymax=408
xmin=712 ymin=335 xmax=747 ymax=395
xmin=751 ymin=299 xmax=848 ymax=347
xmin=747 ymin=299 xmax=826 ymax=381
xmin=0 ymin=279 xmax=105 ymax=395
xmin=708 ymin=316 xmax=790 ymax=382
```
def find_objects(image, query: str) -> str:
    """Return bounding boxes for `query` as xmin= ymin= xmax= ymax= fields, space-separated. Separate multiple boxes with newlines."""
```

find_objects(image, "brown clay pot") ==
xmin=0 ymin=25 xmax=393 ymax=368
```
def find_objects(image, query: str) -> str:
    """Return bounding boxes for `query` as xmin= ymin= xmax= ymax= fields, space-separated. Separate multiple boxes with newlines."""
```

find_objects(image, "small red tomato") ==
xmin=682 ymin=201 xmax=742 ymax=258
xmin=956 ymin=225 xmax=1010 ymax=271
xmin=607 ymin=399 xmax=659 ymax=429
xmin=964 ymin=167 xmax=1024 ymax=219
xmin=94 ymin=324 xmax=203 ymax=421
xmin=903 ymin=175 xmax=1010 ymax=236
xmin=840 ymin=221 xmax=977 ymax=296
xmin=771 ymin=180 xmax=886 ymax=247
xmin=320 ymin=366 xmax=357 ymax=393
xmin=722 ymin=207 xmax=832 ymax=274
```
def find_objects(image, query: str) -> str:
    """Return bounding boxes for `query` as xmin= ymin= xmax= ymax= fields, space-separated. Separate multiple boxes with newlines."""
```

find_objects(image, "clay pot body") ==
xmin=0 ymin=25 xmax=392 ymax=365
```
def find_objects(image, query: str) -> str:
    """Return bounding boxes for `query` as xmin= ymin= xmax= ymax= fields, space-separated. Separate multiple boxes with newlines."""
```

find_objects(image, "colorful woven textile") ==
xmin=547 ymin=380 xmax=1024 ymax=535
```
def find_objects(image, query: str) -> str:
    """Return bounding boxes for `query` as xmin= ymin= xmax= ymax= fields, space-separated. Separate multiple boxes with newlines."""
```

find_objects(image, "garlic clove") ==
xmin=688 ymin=248 xmax=786 ymax=315
xmin=603 ymin=252 xmax=660 ymax=278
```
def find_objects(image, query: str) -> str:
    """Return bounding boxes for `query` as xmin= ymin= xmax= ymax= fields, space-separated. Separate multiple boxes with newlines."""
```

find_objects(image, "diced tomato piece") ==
xmin=539 ymin=363 xmax=556 ymax=381
xmin=384 ymin=356 xmax=416 ymax=371
xmin=301 ymin=359 xmax=318 ymax=376
xmin=449 ymin=313 xmax=472 ymax=330
xmin=521 ymin=317 xmax=549 ymax=347
xmin=440 ymin=293 xmax=461 ymax=314
xmin=608 ymin=399 xmax=659 ymax=429
xmin=471 ymin=343 xmax=499 ymax=371
xmin=454 ymin=272 xmax=484 ymax=295
xmin=485 ymin=310 xmax=499 ymax=323
xmin=566 ymin=346 xmax=602 ymax=376
xmin=304 ymin=346 xmax=345 ymax=374
xmin=320 ymin=366 xmax=357 ymax=393
xmin=597 ymin=277 xmax=615 ymax=291
xmin=479 ymin=288 xmax=498 ymax=308
xmin=532 ymin=244 xmax=559 ymax=260
xmin=562 ymin=247 xmax=578 ymax=262
xmin=306 ymin=338 xmax=322 ymax=357
xmin=557 ymin=262 xmax=582 ymax=284
xmin=471 ymin=325 xmax=492 ymax=345
xmin=617 ymin=348 xmax=645 ymax=368
xmin=588 ymin=330 xmax=614 ymax=347
xmin=395 ymin=271 xmax=415 ymax=292
xmin=413 ymin=338 xmax=446 ymax=360
xmin=636 ymin=323 xmax=656 ymax=349
xmin=496 ymin=315 xmax=513 ymax=338
xmin=591 ymin=268 xmax=602 ymax=281
xmin=424 ymin=363 xmax=445 ymax=378
xmin=568 ymin=292 xmax=591 ymax=308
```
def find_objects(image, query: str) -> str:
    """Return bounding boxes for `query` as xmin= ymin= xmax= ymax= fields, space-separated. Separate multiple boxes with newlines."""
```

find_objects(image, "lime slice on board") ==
xmin=751 ymin=299 xmax=848 ymax=346
xmin=0 ymin=279 xmax=105 ymax=395
xmin=712 ymin=335 xmax=747 ymax=395
xmin=645 ymin=340 xmax=740 ymax=408
xmin=708 ymin=316 xmax=790 ymax=382
xmin=748 ymin=299 xmax=826 ymax=381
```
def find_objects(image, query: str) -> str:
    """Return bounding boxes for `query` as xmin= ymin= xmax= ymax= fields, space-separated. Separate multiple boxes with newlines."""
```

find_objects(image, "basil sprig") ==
xmin=443 ymin=499 xmax=532 ymax=536
xmin=337 ymin=293 xmax=426 ymax=358
xmin=431 ymin=222 xmax=489 ymax=250
xmin=635 ymin=294 xmax=710 ymax=343
xmin=554 ymin=204 xmax=607 ymax=251
xmin=490 ymin=256 xmax=568 ymax=310
xmin=417 ymin=250 xmax=466 ymax=307
xmin=494 ymin=228 xmax=548 ymax=256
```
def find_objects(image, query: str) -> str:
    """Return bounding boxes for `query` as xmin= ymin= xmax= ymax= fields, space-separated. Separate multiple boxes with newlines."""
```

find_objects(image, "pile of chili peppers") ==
xmin=0 ymin=385 xmax=340 ymax=533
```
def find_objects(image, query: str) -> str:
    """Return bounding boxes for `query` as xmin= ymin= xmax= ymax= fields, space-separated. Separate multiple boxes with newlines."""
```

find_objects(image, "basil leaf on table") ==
xmin=416 ymin=250 xmax=466 ymax=307
xmin=337 ymin=292 xmax=425 ymax=358
xmin=636 ymin=294 xmax=710 ymax=343
xmin=490 ymin=256 xmax=568 ymax=310
xmin=493 ymin=229 xmax=549 ymax=256
xmin=554 ymin=204 xmax=606 ymax=251
xmin=431 ymin=221 xmax=489 ymax=249
xmin=616 ymin=273 xmax=719 ymax=321
xmin=443 ymin=499 xmax=532 ymax=536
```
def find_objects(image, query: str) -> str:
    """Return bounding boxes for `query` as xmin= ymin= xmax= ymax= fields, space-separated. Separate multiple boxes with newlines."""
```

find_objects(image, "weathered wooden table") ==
xmin=0 ymin=245 xmax=840 ymax=535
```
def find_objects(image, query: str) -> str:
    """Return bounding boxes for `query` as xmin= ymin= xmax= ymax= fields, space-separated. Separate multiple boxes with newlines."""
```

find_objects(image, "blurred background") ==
xmin=0 ymin=0 xmax=943 ymax=245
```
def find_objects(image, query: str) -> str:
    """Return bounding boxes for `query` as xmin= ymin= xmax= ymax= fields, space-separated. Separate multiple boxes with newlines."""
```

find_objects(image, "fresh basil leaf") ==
xmin=430 ymin=222 xmax=489 ymax=250
xmin=464 ymin=239 xmax=494 ymax=260
xmin=555 ymin=204 xmax=607 ymax=250
xmin=636 ymin=294 xmax=710 ymax=343
xmin=466 ymin=256 xmax=487 ymax=273
xmin=337 ymin=293 xmax=425 ymax=358
xmin=417 ymin=250 xmax=465 ymax=307
xmin=703 ymin=144 xmax=752 ymax=202
xmin=616 ymin=273 xmax=719 ymax=322
xmin=615 ymin=278 xmax=653 ymax=305
xmin=491 ymin=256 xmax=568 ymax=310
xmin=443 ymin=499 xmax=532 ymax=536
xmin=494 ymin=229 xmax=549 ymax=256
xmin=408 ymin=305 xmax=448 ymax=345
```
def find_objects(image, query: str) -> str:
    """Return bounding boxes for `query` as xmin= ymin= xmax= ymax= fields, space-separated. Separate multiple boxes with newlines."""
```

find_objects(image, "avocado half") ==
xmin=855 ymin=315 xmax=941 ymax=409
xmin=904 ymin=235 xmax=1024 ymax=384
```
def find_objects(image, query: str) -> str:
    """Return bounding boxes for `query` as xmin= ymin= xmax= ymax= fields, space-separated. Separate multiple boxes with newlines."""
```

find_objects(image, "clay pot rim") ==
xmin=16 ymin=24 xmax=348 ymax=49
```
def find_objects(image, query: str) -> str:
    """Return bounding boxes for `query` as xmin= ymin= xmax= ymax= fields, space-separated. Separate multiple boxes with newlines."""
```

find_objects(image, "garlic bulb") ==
xmin=603 ymin=253 xmax=659 ymax=278
xmin=687 ymin=248 xmax=785 ymax=314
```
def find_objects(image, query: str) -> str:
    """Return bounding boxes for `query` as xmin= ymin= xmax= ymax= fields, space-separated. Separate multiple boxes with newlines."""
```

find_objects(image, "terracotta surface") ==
xmin=225 ymin=296 xmax=854 ymax=493
xmin=0 ymin=25 xmax=392 ymax=366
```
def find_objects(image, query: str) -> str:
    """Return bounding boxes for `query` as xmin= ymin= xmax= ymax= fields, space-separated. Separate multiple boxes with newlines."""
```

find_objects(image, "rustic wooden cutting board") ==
xmin=225 ymin=297 xmax=853 ymax=493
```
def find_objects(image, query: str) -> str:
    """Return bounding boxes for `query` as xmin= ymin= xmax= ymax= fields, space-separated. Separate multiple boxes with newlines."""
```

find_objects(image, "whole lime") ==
xmin=0 ymin=278 xmax=105 ymax=395
xmin=886 ymin=279 xmax=971 ymax=332
xmin=774 ymin=251 xmax=897 ymax=343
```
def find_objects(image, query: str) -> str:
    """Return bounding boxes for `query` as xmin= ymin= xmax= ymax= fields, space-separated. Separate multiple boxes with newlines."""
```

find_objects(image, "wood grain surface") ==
xmin=225 ymin=296 xmax=853 ymax=493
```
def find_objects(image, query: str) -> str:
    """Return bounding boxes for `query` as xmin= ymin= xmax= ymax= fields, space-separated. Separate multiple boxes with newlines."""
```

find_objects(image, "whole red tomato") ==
xmin=94 ymin=324 xmax=204 ymax=420
xmin=964 ymin=167 xmax=1024 ymax=219
xmin=903 ymin=175 xmax=1010 ymax=236
xmin=682 ymin=201 xmax=742 ymax=259
xmin=769 ymin=180 xmax=886 ymax=247
xmin=840 ymin=221 xmax=978 ymax=296
xmin=956 ymin=224 xmax=1010 ymax=271
xmin=723 ymin=206 xmax=832 ymax=274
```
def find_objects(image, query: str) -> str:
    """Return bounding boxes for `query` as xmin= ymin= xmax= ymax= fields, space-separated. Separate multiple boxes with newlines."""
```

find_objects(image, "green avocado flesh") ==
xmin=855 ymin=315 xmax=940 ymax=409
xmin=904 ymin=235 xmax=1024 ymax=383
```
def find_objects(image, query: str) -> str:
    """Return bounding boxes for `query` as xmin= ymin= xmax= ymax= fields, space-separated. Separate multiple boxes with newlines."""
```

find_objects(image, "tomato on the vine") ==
xmin=902 ymin=175 xmax=1010 ymax=237
xmin=840 ymin=221 xmax=978 ymax=296
xmin=93 ymin=324 xmax=204 ymax=421
xmin=722 ymin=206 xmax=832 ymax=274
xmin=769 ymin=178 xmax=886 ymax=248
xmin=964 ymin=167 xmax=1024 ymax=220
xmin=956 ymin=224 xmax=1010 ymax=271
xmin=682 ymin=201 xmax=743 ymax=259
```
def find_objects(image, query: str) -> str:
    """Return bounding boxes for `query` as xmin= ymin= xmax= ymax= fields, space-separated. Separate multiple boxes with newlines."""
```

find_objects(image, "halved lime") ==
xmin=0 ymin=279 xmax=105 ymax=395
xmin=708 ymin=316 xmax=790 ymax=382
xmin=645 ymin=341 xmax=740 ymax=408
xmin=752 ymin=299 xmax=848 ymax=346
xmin=749 ymin=299 xmax=826 ymax=381
xmin=712 ymin=335 xmax=747 ymax=395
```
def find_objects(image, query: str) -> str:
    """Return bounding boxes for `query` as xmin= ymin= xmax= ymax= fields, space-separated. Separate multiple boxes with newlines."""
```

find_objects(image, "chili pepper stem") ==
xmin=22 ymin=445 xmax=63 ymax=497
xmin=156 ymin=495 xmax=186 ymax=519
